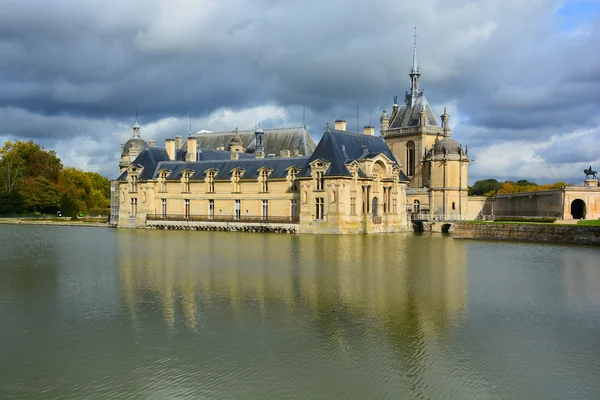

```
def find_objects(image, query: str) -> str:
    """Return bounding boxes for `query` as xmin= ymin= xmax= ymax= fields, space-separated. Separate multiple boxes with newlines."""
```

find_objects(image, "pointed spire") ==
xmin=132 ymin=104 xmax=141 ymax=138
xmin=411 ymin=26 xmax=419 ymax=74
xmin=409 ymin=27 xmax=421 ymax=105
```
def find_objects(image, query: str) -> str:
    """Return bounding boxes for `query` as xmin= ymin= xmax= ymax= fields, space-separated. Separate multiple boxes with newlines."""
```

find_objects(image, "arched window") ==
xmin=182 ymin=171 xmax=191 ymax=193
xmin=413 ymin=199 xmax=420 ymax=213
xmin=406 ymin=141 xmax=415 ymax=176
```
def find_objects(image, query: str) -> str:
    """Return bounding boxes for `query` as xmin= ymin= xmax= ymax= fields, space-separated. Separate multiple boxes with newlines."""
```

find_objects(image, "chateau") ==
xmin=111 ymin=37 xmax=599 ymax=232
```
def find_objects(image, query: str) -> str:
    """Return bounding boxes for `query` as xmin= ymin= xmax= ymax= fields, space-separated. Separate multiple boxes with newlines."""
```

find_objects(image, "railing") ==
xmin=410 ymin=213 xmax=467 ymax=222
xmin=146 ymin=214 xmax=300 ymax=224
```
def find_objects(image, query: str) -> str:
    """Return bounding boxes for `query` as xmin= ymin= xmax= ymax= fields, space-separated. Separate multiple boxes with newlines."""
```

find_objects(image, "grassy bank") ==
xmin=578 ymin=220 xmax=600 ymax=226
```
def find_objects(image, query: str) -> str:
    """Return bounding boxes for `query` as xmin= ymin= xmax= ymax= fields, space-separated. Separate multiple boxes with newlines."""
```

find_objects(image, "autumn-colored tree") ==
xmin=19 ymin=176 xmax=60 ymax=212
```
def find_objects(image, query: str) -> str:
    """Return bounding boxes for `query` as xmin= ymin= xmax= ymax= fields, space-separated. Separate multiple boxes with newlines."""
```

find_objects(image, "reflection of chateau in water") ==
xmin=116 ymin=232 xmax=468 ymax=344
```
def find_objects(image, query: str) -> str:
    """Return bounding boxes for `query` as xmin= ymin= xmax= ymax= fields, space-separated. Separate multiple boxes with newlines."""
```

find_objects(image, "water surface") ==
xmin=1 ymin=225 xmax=599 ymax=399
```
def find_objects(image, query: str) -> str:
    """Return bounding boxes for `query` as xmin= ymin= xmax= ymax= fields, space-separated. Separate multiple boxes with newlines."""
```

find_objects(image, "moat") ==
xmin=1 ymin=225 xmax=599 ymax=399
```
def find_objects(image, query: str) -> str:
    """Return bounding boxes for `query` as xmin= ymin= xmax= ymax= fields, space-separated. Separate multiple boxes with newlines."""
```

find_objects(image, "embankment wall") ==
xmin=452 ymin=223 xmax=600 ymax=246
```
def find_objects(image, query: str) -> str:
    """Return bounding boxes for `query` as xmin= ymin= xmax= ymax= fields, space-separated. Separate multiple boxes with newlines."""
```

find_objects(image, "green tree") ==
xmin=19 ymin=176 xmax=59 ymax=212
xmin=469 ymin=179 xmax=503 ymax=196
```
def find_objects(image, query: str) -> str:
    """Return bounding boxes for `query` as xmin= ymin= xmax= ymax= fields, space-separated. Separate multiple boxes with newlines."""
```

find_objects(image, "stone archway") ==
xmin=571 ymin=199 xmax=586 ymax=219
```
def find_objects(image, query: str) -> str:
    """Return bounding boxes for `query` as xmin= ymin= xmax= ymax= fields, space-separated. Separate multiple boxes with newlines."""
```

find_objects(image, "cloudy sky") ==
xmin=1 ymin=0 xmax=599 ymax=183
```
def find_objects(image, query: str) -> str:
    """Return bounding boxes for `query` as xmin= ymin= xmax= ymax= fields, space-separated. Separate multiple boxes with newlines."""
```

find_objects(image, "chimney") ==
xmin=363 ymin=126 xmax=375 ymax=136
xmin=280 ymin=149 xmax=291 ymax=158
xmin=175 ymin=135 xmax=183 ymax=149
xmin=334 ymin=120 xmax=346 ymax=131
xmin=230 ymin=151 xmax=239 ymax=160
xmin=293 ymin=149 xmax=299 ymax=157
xmin=165 ymin=139 xmax=176 ymax=161
xmin=186 ymin=137 xmax=197 ymax=162
xmin=149 ymin=140 xmax=156 ymax=148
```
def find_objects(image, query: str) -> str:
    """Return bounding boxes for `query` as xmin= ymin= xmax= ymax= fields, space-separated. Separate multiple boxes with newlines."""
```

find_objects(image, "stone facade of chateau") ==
xmin=114 ymin=122 xmax=410 ymax=234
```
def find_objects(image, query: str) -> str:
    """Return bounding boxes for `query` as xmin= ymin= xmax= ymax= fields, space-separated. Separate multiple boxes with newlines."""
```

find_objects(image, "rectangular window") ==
xmin=290 ymin=199 xmax=297 ymax=218
xmin=350 ymin=196 xmax=356 ymax=215
xmin=183 ymin=176 xmax=190 ymax=193
xmin=262 ymin=200 xmax=268 ymax=220
xmin=208 ymin=200 xmax=214 ymax=219
xmin=161 ymin=180 xmax=167 ymax=192
xmin=184 ymin=199 xmax=190 ymax=218
xmin=315 ymin=197 xmax=324 ymax=220
xmin=161 ymin=199 xmax=167 ymax=218
xmin=235 ymin=200 xmax=241 ymax=220
xmin=392 ymin=198 xmax=397 ymax=214
xmin=130 ymin=197 xmax=138 ymax=216
xmin=315 ymin=171 xmax=324 ymax=191
xmin=130 ymin=175 xmax=138 ymax=192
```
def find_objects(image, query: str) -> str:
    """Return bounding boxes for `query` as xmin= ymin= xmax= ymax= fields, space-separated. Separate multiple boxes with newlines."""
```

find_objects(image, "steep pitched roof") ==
xmin=192 ymin=127 xmax=316 ymax=156
xmin=300 ymin=129 xmax=408 ymax=180
xmin=117 ymin=148 xmax=171 ymax=181
xmin=388 ymin=93 xmax=440 ymax=129
xmin=155 ymin=157 xmax=308 ymax=181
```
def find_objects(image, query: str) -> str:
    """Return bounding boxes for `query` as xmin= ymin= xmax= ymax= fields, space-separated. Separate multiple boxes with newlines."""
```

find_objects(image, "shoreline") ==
xmin=0 ymin=219 xmax=110 ymax=228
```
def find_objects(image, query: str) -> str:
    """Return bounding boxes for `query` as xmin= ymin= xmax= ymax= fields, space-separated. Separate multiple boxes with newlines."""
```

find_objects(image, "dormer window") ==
xmin=182 ymin=171 xmax=191 ymax=193
xmin=288 ymin=168 xmax=299 ymax=192
xmin=206 ymin=170 xmax=216 ymax=193
xmin=232 ymin=169 xmax=243 ymax=193
xmin=158 ymin=171 xmax=168 ymax=192
xmin=315 ymin=171 xmax=324 ymax=191
xmin=130 ymin=174 xmax=138 ymax=193
xmin=259 ymin=169 xmax=270 ymax=192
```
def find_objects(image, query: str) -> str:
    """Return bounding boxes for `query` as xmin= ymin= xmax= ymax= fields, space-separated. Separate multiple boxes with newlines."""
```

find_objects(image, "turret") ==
xmin=255 ymin=127 xmax=265 ymax=159
xmin=441 ymin=108 xmax=451 ymax=137
xmin=380 ymin=109 xmax=389 ymax=136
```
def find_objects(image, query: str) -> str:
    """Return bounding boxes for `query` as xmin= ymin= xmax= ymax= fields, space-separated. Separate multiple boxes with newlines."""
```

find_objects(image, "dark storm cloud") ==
xmin=0 ymin=0 xmax=599 ymax=180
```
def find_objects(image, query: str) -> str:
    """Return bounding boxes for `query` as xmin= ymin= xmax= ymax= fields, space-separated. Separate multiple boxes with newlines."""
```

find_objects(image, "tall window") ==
xmin=232 ymin=170 xmax=242 ymax=193
xmin=452 ymin=202 xmax=456 ymax=211
xmin=413 ymin=199 xmax=420 ymax=213
xmin=406 ymin=141 xmax=415 ymax=176
xmin=315 ymin=171 xmax=324 ymax=191
xmin=259 ymin=170 xmax=269 ymax=192
xmin=130 ymin=197 xmax=138 ymax=216
xmin=182 ymin=171 xmax=191 ymax=193
xmin=350 ymin=196 xmax=356 ymax=215
xmin=262 ymin=200 xmax=268 ymax=220
xmin=130 ymin=175 xmax=138 ymax=192
xmin=161 ymin=199 xmax=167 ymax=217
xmin=392 ymin=198 xmax=397 ymax=214
xmin=315 ymin=197 xmax=324 ymax=220
xmin=208 ymin=200 xmax=214 ymax=219
xmin=184 ymin=199 xmax=190 ymax=218
xmin=290 ymin=199 xmax=297 ymax=218
xmin=159 ymin=171 xmax=167 ymax=192
xmin=289 ymin=169 xmax=298 ymax=191
xmin=206 ymin=171 xmax=215 ymax=193
xmin=235 ymin=200 xmax=241 ymax=220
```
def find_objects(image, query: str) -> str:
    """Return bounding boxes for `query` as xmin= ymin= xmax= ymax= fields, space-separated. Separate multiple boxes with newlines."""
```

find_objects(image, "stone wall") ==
xmin=452 ymin=222 xmax=600 ymax=246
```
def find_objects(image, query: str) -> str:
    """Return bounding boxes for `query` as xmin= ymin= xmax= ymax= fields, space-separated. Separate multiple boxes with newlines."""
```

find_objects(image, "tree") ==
xmin=19 ymin=176 xmax=59 ymax=212
xmin=469 ymin=179 xmax=503 ymax=196
xmin=0 ymin=141 xmax=25 ymax=193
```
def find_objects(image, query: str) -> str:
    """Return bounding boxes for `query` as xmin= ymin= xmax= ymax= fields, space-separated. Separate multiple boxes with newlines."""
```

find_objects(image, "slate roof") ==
xmin=300 ymin=129 xmax=409 ymax=181
xmin=191 ymin=127 xmax=316 ymax=156
xmin=118 ymin=130 xmax=408 ymax=182
xmin=155 ymin=157 xmax=309 ymax=181
xmin=388 ymin=92 xmax=440 ymax=129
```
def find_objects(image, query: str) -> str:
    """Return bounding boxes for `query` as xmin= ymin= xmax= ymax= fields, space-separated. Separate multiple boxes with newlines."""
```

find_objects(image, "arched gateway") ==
xmin=571 ymin=199 xmax=586 ymax=219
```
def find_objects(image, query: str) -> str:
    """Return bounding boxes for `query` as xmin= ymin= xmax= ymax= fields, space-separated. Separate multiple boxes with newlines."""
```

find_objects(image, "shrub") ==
xmin=70 ymin=211 xmax=79 ymax=221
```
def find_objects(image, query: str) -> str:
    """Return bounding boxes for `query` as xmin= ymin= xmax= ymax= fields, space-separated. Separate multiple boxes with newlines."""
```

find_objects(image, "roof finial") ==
xmin=188 ymin=105 xmax=192 ymax=137
xmin=132 ymin=103 xmax=141 ymax=138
